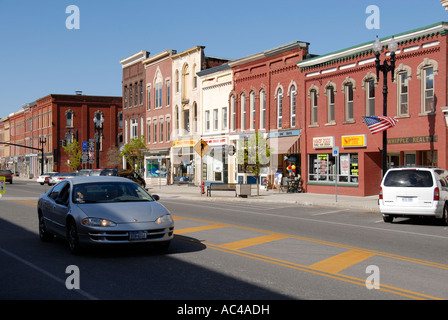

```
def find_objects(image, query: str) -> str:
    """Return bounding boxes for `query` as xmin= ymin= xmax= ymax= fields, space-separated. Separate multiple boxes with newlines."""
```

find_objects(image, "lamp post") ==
xmin=373 ymin=35 xmax=398 ymax=176
xmin=39 ymin=136 xmax=47 ymax=175
xmin=93 ymin=114 xmax=104 ymax=169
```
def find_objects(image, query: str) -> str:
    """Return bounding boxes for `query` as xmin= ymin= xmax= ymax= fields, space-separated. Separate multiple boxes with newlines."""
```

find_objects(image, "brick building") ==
xmin=142 ymin=49 xmax=177 ymax=185
xmin=297 ymin=22 xmax=448 ymax=196
xmin=5 ymin=94 xmax=122 ymax=177
xmin=120 ymin=50 xmax=150 ymax=156
xmin=228 ymin=41 xmax=310 ymax=185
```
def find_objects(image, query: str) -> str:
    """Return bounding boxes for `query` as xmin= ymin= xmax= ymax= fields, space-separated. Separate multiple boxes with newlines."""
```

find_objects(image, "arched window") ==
xmin=290 ymin=85 xmax=297 ymax=127
xmin=155 ymin=72 xmax=163 ymax=108
xmin=277 ymin=88 xmax=283 ymax=129
xmin=417 ymin=58 xmax=438 ymax=114
xmin=241 ymin=93 xmax=246 ymax=131
xmin=250 ymin=91 xmax=256 ymax=130
xmin=182 ymin=64 xmax=190 ymax=102
xmin=394 ymin=63 xmax=412 ymax=117
xmin=342 ymin=77 xmax=356 ymax=122
xmin=65 ymin=109 xmax=74 ymax=128
xmin=259 ymin=89 xmax=266 ymax=130
xmin=230 ymin=95 xmax=236 ymax=131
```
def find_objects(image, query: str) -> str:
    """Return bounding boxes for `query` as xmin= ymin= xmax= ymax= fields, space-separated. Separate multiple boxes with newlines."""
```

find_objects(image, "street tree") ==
xmin=237 ymin=132 xmax=271 ymax=196
xmin=120 ymin=136 xmax=147 ymax=174
xmin=62 ymin=139 xmax=82 ymax=172
xmin=104 ymin=146 xmax=122 ymax=169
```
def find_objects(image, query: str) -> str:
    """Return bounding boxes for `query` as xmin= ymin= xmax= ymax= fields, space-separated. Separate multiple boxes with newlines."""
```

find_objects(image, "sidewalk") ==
xmin=13 ymin=176 xmax=380 ymax=213
xmin=146 ymin=183 xmax=381 ymax=213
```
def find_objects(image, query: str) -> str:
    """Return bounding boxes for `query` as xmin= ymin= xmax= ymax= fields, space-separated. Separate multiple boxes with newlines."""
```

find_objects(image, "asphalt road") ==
xmin=1 ymin=180 xmax=448 ymax=304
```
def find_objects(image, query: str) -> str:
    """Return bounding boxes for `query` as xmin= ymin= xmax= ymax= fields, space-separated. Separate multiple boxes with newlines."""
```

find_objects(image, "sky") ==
xmin=1 ymin=0 xmax=447 ymax=119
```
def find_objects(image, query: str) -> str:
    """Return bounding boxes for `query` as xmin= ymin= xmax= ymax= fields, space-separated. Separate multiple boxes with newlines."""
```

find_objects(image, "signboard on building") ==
xmin=341 ymin=135 xmax=366 ymax=148
xmin=313 ymin=136 xmax=334 ymax=149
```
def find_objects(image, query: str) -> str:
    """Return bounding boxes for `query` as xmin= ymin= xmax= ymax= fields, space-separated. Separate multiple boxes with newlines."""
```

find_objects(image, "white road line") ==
xmin=162 ymin=199 xmax=448 ymax=240
xmin=0 ymin=247 xmax=98 ymax=300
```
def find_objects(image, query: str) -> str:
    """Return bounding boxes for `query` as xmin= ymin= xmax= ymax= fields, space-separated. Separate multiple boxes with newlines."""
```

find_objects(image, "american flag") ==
xmin=363 ymin=116 xmax=398 ymax=134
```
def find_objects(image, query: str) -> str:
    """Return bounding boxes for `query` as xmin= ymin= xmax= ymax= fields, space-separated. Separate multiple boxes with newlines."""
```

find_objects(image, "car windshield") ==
xmin=72 ymin=182 xmax=154 ymax=203
xmin=384 ymin=170 xmax=434 ymax=188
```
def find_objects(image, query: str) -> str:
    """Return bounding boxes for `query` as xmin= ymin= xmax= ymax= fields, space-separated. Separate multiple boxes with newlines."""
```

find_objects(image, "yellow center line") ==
xmin=205 ymin=243 xmax=442 ymax=300
xmin=219 ymin=234 xmax=288 ymax=250
xmin=309 ymin=250 xmax=376 ymax=274
xmin=7 ymin=199 xmax=37 ymax=207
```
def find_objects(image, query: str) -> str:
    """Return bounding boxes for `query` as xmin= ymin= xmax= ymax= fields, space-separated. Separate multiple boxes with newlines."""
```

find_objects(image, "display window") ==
xmin=308 ymin=153 xmax=359 ymax=184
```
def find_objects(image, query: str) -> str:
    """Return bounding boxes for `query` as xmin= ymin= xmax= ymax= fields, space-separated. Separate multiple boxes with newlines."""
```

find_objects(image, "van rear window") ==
xmin=384 ymin=170 xmax=433 ymax=187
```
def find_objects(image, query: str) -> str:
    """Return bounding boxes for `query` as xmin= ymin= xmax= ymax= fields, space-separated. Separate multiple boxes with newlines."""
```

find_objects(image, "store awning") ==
xmin=267 ymin=135 xmax=300 ymax=155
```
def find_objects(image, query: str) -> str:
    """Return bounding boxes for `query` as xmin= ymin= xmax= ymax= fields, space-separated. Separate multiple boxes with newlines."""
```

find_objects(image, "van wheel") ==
xmin=442 ymin=204 xmax=448 ymax=226
xmin=383 ymin=214 xmax=394 ymax=223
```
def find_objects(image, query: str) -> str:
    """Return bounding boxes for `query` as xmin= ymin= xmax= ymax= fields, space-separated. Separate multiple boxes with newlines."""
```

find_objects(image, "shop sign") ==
xmin=172 ymin=139 xmax=197 ymax=148
xmin=202 ymin=136 xmax=229 ymax=146
xmin=341 ymin=135 xmax=366 ymax=148
xmin=313 ymin=136 xmax=334 ymax=149
xmin=387 ymin=135 xmax=437 ymax=145
xmin=268 ymin=129 xmax=301 ymax=138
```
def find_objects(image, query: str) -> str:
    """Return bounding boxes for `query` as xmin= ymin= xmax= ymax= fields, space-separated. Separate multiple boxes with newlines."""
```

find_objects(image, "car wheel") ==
xmin=67 ymin=220 xmax=82 ymax=254
xmin=40 ymin=183 xmax=44 ymax=185
xmin=38 ymin=213 xmax=54 ymax=242
xmin=383 ymin=214 xmax=394 ymax=223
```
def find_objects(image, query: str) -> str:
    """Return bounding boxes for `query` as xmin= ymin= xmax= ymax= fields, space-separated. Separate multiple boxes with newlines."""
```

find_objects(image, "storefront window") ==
xmin=308 ymin=153 xmax=359 ymax=184
xmin=147 ymin=159 xmax=167 ymax=178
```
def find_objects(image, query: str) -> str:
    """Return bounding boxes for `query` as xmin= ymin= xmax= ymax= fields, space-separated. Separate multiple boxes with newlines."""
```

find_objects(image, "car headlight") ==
xmin=155 ymin=214 xmax=173 ymax=225
xmin=81 ymin=218 xmax=117 ymax=227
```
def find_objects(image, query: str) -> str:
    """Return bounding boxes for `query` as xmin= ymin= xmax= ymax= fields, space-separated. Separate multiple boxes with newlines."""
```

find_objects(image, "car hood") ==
xmin=76 ymin=201 xmax=169 ymax=223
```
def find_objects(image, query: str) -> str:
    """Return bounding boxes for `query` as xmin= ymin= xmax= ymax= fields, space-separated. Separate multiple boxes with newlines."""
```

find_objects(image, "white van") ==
xmin=379 ymin=167 xmax=448 ymax=224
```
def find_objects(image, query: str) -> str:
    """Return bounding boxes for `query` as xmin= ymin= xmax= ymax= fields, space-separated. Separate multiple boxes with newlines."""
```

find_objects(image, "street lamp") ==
xmin=93 ymin=114 xmax=104 ymax=169
xmin=39 ymin=136 xmax=47 ymax=175
xmin=373 ymin=35 xmax=398 ymax=176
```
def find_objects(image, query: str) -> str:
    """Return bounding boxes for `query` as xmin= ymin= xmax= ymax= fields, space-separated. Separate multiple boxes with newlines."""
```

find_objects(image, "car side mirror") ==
xmin=151 ymin=194 xmax=160 ymax=201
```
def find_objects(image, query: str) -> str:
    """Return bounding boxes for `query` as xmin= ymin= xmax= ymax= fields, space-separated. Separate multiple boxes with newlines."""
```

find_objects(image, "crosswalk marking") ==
xmin=308 ymin=249 xmax=376 ymax=274
xmin=219 ymin=234 xmax=288 ymax=250
xmin=174 ymin=223 xmax=227 ymax=234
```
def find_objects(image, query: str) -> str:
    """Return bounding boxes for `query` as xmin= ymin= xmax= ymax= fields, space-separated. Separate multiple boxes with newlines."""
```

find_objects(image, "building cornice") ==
xmin=229 ymin=41 xmax=308 ymax=68
xmin=143 ymin=49 xmax=177 ymax=67
xmin=119 ymin=50 xmax=150 ymax=68
xmin=171 ymin=46 xmax=205 ymax=60
xmin=298 ymin=22 xmax=448 ymax=71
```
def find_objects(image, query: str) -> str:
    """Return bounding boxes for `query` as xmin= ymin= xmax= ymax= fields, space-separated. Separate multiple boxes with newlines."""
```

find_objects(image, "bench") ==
xmin=206 ymin=183 xmax=237 ymax=197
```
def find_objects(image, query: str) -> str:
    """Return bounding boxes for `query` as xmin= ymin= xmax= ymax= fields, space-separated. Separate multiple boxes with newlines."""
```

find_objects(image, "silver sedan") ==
xmin=37 ymin=176 xmax=174 ymax=254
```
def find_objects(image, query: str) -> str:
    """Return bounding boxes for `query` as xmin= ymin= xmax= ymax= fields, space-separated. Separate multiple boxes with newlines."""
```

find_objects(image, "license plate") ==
xmin=129 ymin=231 xmax=147 ymax=241
xmin=400 ymin=197 xmax=414 ymax=202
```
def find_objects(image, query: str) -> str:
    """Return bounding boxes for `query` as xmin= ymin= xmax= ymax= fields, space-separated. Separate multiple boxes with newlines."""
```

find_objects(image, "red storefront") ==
xmin=229 ymin=41 xmax=310 ymax=184
xmin=297 ymin=22 xmax=448 ymax=196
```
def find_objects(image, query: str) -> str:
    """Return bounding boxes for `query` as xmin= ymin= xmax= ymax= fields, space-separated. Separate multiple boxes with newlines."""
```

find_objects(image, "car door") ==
xmin=52 ymin=181 xmax=71 ymax=235
xmin=44 ymin=181 xmax=70 ymax=236
xmin=42 ymin=182 xmax=66 ymax=233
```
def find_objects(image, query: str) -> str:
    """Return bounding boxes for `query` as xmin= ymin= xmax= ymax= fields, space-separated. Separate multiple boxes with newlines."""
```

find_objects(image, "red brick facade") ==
xmin=120 ymin=51 xmax=149 ymax=148
xmin=229 ymin=42 xmax=310 ymax=183
xmin=298 ymin=23 xmax=448 ymax=196
xmin=5 ymin=94 xmax=122 ymax=176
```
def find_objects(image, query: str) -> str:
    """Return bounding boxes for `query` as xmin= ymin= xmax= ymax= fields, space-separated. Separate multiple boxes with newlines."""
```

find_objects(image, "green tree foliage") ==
xmin=237 ymin=132 xmax=271 ymax=195
xmin=120 ymin=136 xmax=147 ymax=174
xmin=62 ymin=139 xmax=82 ymax=172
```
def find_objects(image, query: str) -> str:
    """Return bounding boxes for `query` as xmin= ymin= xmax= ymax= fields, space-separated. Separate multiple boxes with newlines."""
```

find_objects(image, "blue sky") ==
xmin=1 ymin=0 xmax=447 ymax=119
